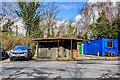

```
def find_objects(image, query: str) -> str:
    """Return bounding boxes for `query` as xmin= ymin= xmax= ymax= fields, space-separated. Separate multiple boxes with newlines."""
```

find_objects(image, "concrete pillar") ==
xmin=66 ymin=49 xmax=70 ymax=58
xmin=36 ymin=41 xmax=39 ymax=58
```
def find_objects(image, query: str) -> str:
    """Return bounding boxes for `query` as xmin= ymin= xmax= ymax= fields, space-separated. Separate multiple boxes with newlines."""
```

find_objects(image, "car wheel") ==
xmin=26 ymin=57 xmax=29 ymax=61
xmin=29 ymin=56 xmax=32 ymax=60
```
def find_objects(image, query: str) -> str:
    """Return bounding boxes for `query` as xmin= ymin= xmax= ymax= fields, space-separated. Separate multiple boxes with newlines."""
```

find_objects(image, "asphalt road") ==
xmin=0 ymin=60 xmax=120 ymax=79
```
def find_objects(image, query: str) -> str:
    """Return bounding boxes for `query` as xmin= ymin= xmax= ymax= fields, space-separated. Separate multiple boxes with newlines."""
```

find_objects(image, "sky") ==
xmin=55 ymin=2 xmax=87 ymax=22
xmin=1 ymin=1 xmax=87 ymax=22
xmin=1 ymin=0 xmax=119 ymax=22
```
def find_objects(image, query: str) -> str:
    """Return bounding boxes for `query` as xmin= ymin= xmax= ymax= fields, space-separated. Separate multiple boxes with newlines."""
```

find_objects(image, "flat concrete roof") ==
xmin=32 ymin=37 xmax=85 ymax=41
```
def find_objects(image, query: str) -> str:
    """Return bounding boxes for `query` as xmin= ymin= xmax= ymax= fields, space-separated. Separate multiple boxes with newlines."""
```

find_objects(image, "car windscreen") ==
xmin=14 ymin=46 xmax=27 ymax=50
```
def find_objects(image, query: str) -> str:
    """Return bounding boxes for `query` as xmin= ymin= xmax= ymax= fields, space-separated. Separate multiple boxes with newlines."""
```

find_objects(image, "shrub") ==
xmin=1 ymin=32 xmax=34 ymax=51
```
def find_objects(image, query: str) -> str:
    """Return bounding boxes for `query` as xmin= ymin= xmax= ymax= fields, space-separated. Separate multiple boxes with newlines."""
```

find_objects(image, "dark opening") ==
xmin=108 ymin=41 xmax=113 ymax=48
xmin=38 ymin=40 xmax=77 ymax=50
xmin=49 ymin=47 xmax=51 ymax=50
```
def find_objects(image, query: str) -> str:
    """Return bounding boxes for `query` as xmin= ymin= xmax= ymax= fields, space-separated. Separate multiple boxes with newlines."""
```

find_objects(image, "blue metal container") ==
xmin=84 ymin=38 xmax=118 ymax=56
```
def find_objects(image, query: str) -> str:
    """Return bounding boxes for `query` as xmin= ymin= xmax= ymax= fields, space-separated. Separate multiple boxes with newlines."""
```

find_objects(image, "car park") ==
xmin=9 ymin=46 xmax=35 ymax=61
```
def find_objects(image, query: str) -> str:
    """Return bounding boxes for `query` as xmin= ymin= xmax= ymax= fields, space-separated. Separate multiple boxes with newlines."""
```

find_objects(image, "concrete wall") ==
xmin=66 ymin=49 xmax=71 ymax=58
xmin=38 ymin=47 xmax=58 ymax=60
xmin=38 ymin=47 xmax=71 ymax=60
xmin=59 ymin=47 xmax=71 ymax=58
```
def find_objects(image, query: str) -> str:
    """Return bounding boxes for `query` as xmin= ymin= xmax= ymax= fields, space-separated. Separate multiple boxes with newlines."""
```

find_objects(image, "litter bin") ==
xmin=80 ymin=44 xmax=84 ymax=54
xmin=72 ymin=50 xmax=78 ymax=60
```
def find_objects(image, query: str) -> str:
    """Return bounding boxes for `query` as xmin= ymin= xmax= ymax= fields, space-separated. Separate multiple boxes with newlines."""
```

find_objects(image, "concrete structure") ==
xmin=32 ymin=38 xmax=84 ymax=60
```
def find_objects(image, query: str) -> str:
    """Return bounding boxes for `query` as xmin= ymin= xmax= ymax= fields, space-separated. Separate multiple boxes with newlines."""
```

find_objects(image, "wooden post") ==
xmin=58 ymin=39 xmax=59 ymax=58
xmin=71 ymin=39 xmax=72 ymax=58
xmin=36 ymin=41 xmax=39 ymax=58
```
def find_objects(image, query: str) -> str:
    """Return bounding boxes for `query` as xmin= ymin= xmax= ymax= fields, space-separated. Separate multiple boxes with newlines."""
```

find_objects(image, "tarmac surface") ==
xmin=0 ymin=59 xmax=120 ymax=79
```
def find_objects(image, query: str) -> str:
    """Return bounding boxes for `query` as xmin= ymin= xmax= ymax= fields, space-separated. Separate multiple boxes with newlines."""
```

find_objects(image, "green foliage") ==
xmin=76 ymin=35 xmax=83 ymax=39
xmin=2 ymin=32 xmax=34 ymax=51
xmin=88 ymin=24 xmax=96 ymax=39
xmin=11 ymin=2 xmax=44 ymax=38
xmin=114 ymin=18 xmax=120 ymax=51
xmin=2 ymin=19 xmax=14 ymax=34
xmin=92 ymin=11 xmax=119 ymax=39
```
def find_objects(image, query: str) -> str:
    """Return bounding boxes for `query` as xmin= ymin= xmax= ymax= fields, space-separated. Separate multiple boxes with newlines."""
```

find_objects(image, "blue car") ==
xmin=9 ymin=46 xmax=35 ymax=61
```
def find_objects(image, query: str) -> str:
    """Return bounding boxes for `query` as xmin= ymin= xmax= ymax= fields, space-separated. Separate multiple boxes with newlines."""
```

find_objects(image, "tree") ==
xmin=118 ymin=18 xmax=120 ymax=52
xmin=44 ymin=2 xmax=61 ymax=38
xmin=2 ymin=19 xmax=14 ymax=34
xmin=1 ymin=3 xmax=14 ymax=35
xmin=87 ymin=23 xmax=96 ymax=39
xmin=16 ymin=25 xmax=18 ymax=36
xmin=116 ymin=2 xmax=120 ymax=52
xmin=9 ymin=1 xmax=44 ymax=38
xmin=63 ymin=20 xmax=76 ymax=38
xmin=95 ymin=11 xmax=118 ymax=39
xmin=55 ymin=22 xmax=66 ymax=37
xmin=78 ymin=2 xmax=119 ymax=40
